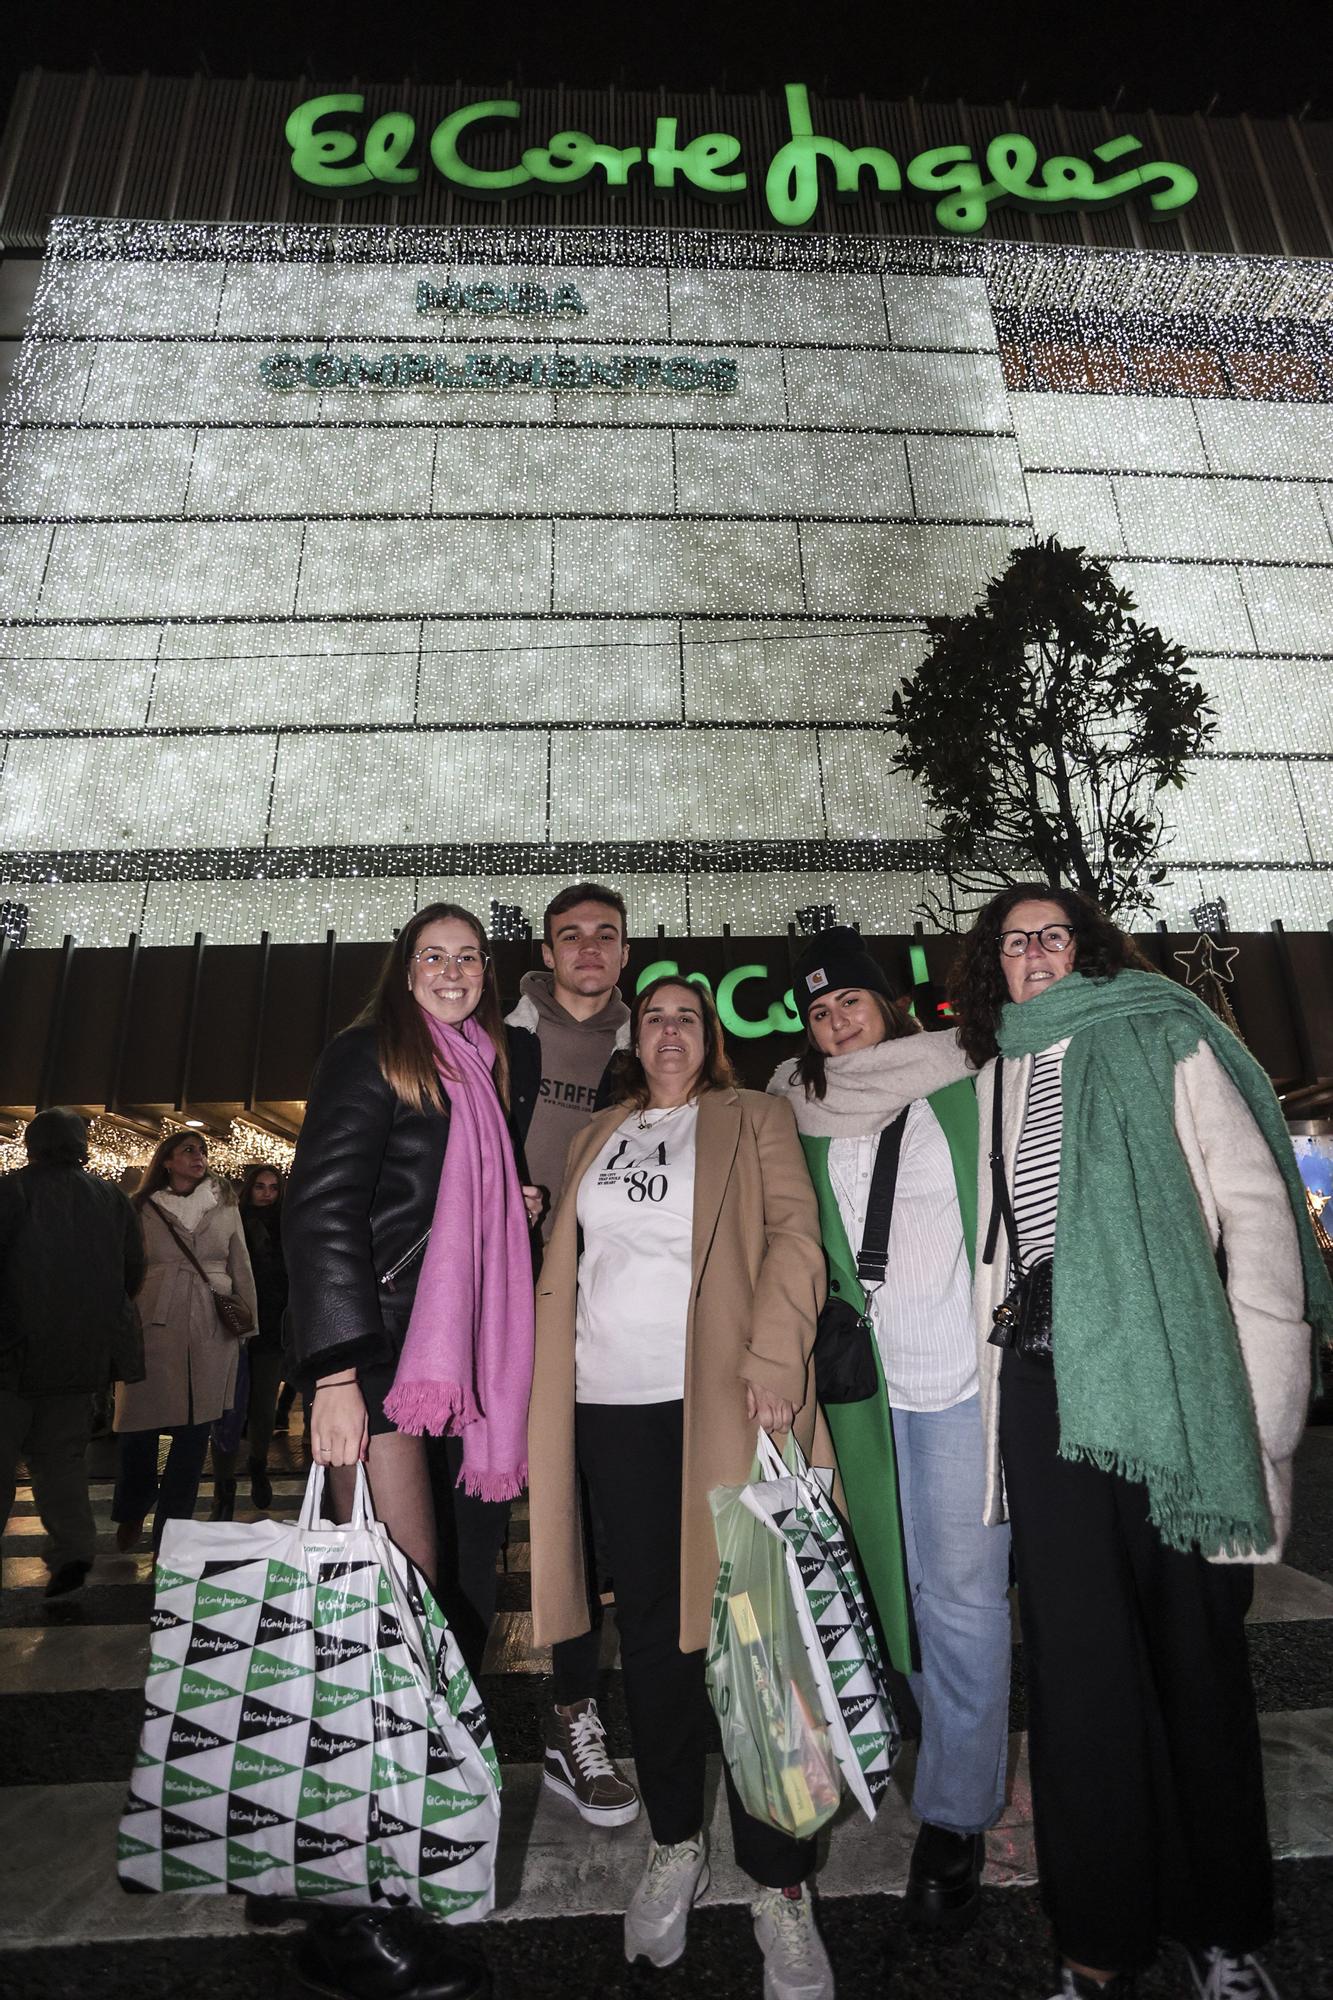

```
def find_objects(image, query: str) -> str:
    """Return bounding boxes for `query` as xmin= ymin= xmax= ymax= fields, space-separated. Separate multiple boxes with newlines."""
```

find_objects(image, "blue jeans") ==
xmin=113 ymin=1423 xmax=212 ymax=1553
xmin=891 ymin=1393 xmax=1012 ymax=1834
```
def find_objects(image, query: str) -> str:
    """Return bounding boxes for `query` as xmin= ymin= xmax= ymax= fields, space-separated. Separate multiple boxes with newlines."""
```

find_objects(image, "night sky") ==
xmin=3 ymin=0 xmax=1327 ymax=119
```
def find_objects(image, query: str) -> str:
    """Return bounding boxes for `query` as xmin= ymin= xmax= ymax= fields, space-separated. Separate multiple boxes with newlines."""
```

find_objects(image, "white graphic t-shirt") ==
xmin=574 ymin=1100 xmax=699 ymax=1403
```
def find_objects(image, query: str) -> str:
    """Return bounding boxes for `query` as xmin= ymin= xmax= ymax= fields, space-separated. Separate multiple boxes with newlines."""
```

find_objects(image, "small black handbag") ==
xmin=982 ymin=1060 xmax=1055 ymax=1365
xmin=812 ymin=1109 xmax=907 ymax=1404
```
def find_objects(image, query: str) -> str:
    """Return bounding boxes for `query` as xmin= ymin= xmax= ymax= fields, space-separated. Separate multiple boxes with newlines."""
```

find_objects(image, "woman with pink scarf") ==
xmin=281 ymin=903 xmax=538 ymax=2000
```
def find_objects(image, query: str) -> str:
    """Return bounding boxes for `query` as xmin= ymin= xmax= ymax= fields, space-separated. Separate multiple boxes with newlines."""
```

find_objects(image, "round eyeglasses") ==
xmin=410 ymin=948 xmax=489 ymax=974
xmin=998 ymin=924 xmax=1075 ymax=959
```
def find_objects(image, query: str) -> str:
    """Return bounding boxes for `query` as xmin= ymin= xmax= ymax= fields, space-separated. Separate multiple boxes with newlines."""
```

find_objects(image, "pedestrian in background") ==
xmin=770 ymin=927 xmax=1011 ymax=1937
xmin=209 ymin=1163 xmax=289 ymax=1518
xmin=0 ymin=1109 xmax=145 ymax=1601
xmin=112 ymin=1131 xmax=256 ymax=1556
xmin=952 ymin=884 xmax=1328 ymax=2000
xmin=528 ymin=976 xmax=835 ymax=1997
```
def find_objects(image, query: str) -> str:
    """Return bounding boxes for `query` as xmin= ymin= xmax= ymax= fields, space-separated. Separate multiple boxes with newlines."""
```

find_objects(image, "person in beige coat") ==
xmin=528 ymin=975 xmax=834 ymax=1999
xmin=952 ymin=885 xmax=1325 ymax=2000
xmin=112 ymin=1131 xmax=256 ymax=1556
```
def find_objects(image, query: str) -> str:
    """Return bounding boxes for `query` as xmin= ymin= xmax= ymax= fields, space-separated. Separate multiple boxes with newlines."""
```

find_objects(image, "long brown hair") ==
xmin=949 ymin=882 xmax=1155 ymax=1067
xmin=358 ymin=903 xmax=511 ymax=1115
xmin=790 ymin=986 xmax=919 ymax=1102
xmin=612 ymin=975 xmax=736 ymax=1112
xmin=239 ymin=1162 xmax=284 ymax=1210
xmin=133 ymin=1130 xmax=230 ymax=1210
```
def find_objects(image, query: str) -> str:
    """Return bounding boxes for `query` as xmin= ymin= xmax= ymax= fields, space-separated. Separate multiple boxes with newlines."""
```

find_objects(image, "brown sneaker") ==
xmin=543 ymin=1698 xmax=640 ymax=1827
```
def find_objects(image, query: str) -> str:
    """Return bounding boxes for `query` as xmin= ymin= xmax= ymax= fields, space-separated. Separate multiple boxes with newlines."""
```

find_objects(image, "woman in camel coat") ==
xmin=112 ymin=1131 xmax=256 ymax=1554
xmin=527 ymin=976 xmax=833 ymax=1995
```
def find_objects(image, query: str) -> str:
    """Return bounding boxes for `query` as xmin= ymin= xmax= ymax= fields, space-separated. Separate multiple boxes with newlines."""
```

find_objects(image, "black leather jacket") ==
xmin=284 ymin=1022 xmax=541 ymax=1382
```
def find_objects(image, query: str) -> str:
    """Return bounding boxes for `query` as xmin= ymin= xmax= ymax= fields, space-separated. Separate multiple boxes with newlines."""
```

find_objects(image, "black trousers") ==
xmin=999 ymin=1348 xmax=1273 ymax=1972
xmin=427 ymin=1434 xmax=511 ymax=1678
xmin=576 ymin=1398 xmax=816 ymax=1890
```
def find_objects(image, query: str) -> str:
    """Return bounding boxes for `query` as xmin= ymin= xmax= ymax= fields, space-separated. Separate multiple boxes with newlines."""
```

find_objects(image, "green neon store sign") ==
xmin=636 ymin=944 xmax=948 ymax=1041
xmin=286 ymin=84 xmax=1197 ymax=236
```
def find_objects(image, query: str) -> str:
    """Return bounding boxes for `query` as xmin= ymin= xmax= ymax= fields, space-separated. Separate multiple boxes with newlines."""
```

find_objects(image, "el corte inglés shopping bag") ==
xmin=116 ymin=1465 xmax=500 ymax=1922
xmin=709 ymin=1431 xmax=901 ymax=1826
xmin=706 ymin=1463 xmax=842 ymax=1839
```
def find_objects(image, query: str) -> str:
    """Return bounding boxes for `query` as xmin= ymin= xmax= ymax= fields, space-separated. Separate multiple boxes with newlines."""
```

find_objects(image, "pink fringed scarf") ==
xmin=382 ymin=1010 xmax=535 ymax=1502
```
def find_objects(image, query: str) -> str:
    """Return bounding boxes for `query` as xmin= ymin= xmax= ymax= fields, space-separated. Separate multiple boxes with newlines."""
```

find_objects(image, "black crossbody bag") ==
xmin=812 ymin=1109 xmax=908 ymax=1404
xmin=982 ymin=1060 xmax=1054 ymax=1364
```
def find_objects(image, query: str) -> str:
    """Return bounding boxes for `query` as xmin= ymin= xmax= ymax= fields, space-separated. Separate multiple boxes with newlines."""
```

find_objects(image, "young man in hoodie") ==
xmin=506 ymin=883 xmax=641 ymax=1829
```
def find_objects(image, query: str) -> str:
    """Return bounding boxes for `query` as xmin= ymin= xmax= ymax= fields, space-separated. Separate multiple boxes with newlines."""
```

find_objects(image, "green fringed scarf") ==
xmin=997 ymin=968 xmax=1331 ymax=1558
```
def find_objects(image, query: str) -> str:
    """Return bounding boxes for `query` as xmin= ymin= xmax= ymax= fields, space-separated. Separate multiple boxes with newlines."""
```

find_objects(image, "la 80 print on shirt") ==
xmin=574 ymin=1101 xmax=699 ymax=1403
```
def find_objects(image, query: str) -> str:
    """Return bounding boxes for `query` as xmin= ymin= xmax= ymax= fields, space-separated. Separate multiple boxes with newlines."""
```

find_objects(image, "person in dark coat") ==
xmin=209 ymin=1163 xmax=290 ymax=1517
xmin=0 ymin=1109 xmax=146 ymax=1601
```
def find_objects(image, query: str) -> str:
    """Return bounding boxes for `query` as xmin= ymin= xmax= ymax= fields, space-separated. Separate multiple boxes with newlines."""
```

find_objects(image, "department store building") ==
xmin=0 ymin=72 xmax=1328 ymax=1133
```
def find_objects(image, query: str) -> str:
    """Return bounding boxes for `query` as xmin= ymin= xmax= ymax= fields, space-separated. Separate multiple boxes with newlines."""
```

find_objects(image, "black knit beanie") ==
xmin=789 ymin=927 xmax=897 ymax=1027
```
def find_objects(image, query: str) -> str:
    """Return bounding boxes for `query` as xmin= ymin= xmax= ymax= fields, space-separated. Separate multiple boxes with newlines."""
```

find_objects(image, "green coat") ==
xmin=801 ymin=1078 xmax=979 ymax=1675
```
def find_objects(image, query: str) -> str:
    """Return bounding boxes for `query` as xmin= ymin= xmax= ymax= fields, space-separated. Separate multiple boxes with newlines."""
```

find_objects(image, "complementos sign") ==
xmin=287 ymin=83 xmax=1198 ymax=235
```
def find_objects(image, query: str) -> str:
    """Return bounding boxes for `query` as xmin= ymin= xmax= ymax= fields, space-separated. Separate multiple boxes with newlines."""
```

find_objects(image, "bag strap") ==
xmin=980 ymin=1059 xmax=1023 ymax=1276
xmin=855 ymin=1108 xmax=908 ymax=1291
xmin=150 ymin=1198 xmax=218 ymax=1291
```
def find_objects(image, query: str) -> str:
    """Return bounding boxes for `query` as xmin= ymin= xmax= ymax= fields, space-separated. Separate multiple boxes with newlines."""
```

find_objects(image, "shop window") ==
xmin=1129 ymin=346 xmax=1229 ymax=396
xmin=1027 ymin=342 xmax=1131 ymax=393
xmin=1224 ymin=350 xmax=1327 ymax=401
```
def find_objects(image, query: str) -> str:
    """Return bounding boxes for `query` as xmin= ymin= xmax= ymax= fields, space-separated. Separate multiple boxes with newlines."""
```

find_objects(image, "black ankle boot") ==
xmin=209 ymin=1478 xmax=235 ymax=1522
xmin=249 ymin=1457 xmax=273 ymax=1510
xmin=294 ymin=1908 xmax=490 ymax=2000
xmin=904 ymin=1822 xmax=985 ymax=1932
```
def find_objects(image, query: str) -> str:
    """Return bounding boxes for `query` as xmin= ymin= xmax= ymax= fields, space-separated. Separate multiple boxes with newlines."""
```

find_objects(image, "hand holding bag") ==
xmin=707 ymin=1431 xmax=901 ymax=1829
xmin=116 ymin=1463 xmax=501 ymax=1920
xmin=706 ymin=1452 xmax=843 ymax=1838
xmin=151 ymin=1198 xmax=255 ymax=1338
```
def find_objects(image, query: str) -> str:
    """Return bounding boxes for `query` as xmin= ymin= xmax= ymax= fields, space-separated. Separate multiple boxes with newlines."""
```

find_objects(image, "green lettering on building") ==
xmin=286 ymin=88 xmax=1197 ymax=235
xmin=258 ymin=349 xmax=739 ymax=394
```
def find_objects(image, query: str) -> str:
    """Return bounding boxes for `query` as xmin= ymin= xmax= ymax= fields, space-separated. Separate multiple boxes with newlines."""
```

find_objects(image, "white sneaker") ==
xmin=623 ymin=1836 xmax=709 ymax=1969
xmin=1187 ymin=1947 xmax=1281 ymax=1999
xmin=752 ymin=1886 xmax=835 ymax=2000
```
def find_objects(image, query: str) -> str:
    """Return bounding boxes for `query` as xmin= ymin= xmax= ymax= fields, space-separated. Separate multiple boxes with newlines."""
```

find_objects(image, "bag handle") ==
xmin=298 ymin=1461 xmax=374 ymax=1533
xmin=980 ymin=1059 xmax=1023 ymax=1277
xmin=854 ymin=1108 xmax=908 ymax=1292
xmin=150 ymin=1197 xmax=222 ymax=1291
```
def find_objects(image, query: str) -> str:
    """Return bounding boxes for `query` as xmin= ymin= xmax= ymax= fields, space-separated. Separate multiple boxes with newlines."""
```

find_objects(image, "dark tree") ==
xmin=890 ymin=538 xmax=1216 ymax=927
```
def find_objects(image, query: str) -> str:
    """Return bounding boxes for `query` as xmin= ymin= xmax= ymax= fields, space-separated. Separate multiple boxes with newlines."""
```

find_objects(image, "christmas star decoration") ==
xmin=1173 ymin=934 xmax=1239 ymax=987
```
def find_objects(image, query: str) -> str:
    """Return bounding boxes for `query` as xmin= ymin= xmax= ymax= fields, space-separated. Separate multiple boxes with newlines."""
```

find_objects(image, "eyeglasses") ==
xmin=410 ymin=948 xmax=489 ymax=974
xmin=999 ymin=924 xmax=1075 ymax=959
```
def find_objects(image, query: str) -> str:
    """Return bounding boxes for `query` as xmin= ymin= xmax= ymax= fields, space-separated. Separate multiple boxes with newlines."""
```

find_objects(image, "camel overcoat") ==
xmin=528 ymin=1085 xmax=829 ymax=1655
xmin=114 ymin=1185 xmax=257 ymax=1432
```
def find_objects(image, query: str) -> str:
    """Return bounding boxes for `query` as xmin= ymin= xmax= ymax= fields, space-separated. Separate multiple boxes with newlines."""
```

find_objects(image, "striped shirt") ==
xmin=1011 ymin=1044 xmax=1066 ymax=1268
xmin=828 ymin=1100 xmax=976 ymax=1413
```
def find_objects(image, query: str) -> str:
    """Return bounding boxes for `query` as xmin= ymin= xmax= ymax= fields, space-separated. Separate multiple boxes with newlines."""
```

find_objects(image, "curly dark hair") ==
xmin=949 ymin=883 xmax=1155 ymax=1067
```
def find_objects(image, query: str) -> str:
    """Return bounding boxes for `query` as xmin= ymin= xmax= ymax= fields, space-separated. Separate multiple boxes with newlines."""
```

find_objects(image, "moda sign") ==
xmin=287 ymin=83 xmax=1198 ymax=234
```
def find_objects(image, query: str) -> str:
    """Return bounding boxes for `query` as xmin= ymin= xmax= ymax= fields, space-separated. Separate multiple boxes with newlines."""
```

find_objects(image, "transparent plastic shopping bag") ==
xmin=116 ymin=1463 xmax=500 ymax=1921
xmin=706 ymin=1460 xmax=843 ymax=1839
xmin=747 ymin=1430 xmax=902 ymax=1820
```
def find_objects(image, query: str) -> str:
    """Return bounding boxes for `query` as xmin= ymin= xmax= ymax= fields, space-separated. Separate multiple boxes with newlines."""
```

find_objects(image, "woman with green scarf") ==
xmin=953 ymin=885 xmax=1329 ymax=2000
xmin=768 ymin=927 xmax=1012 ymax=1939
